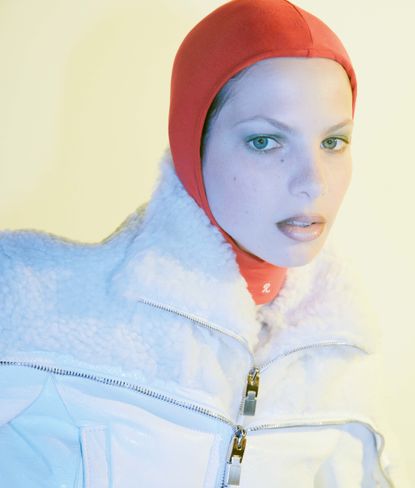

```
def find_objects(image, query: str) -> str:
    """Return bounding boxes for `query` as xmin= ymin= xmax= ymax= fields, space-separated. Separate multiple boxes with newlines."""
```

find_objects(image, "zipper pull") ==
xmin=242 ymin=367 xmax=260 ymax=416
xmin=225 ymin=425 xmax=247 ymax=486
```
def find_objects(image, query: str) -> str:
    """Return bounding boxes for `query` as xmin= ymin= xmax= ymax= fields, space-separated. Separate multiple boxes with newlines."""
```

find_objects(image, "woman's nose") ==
xmin=290 ymin=149 xmax=328 ymax=199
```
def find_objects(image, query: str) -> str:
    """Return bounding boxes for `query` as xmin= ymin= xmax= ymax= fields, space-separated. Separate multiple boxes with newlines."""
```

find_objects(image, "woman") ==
xmin=0 ymin=0 xmax=407 ymax=486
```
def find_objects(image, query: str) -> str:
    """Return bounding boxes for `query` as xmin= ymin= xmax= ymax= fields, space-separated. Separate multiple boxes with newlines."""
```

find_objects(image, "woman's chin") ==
xmin=237 ymin=239 xmax=326 ymax=267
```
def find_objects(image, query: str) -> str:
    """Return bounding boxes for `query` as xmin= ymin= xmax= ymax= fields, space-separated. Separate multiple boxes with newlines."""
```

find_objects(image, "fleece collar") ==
xmin=109 ymin=147 xmax=379 ymax=364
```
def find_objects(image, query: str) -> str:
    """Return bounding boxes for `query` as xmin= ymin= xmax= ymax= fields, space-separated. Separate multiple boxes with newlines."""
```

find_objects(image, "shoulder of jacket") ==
xmin=0 ymin=226 xmax=109 ymax=279
xmin=0 ymin=206 xmax=147 ymax=321
xmin=0 ymin=203 xmax=147 ymax=268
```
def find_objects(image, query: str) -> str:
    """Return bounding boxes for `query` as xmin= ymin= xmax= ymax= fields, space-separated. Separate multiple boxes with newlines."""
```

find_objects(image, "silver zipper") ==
xmin=258 ymin=340 xmax=369 ymax=374
xmin=240 ymin=341 xmax=369 ymax=416
xmin=0 ymin=360 xmax=242 ymax=488
xmin=223 ymin=425 xmax=247 ymax=487
xmin=0 ymin=360 xmax=235 ymax=429
xmin=136 ymin=296 xmax=370 ymax=419
xmin=136 ymin=296 xmax=254 ymax=361
xmin=241 ymin=367 xmax=260 ymax=416
xmin=0 ymin=361 xmax=393 ymax=488
xmin=135 ymin=297 xmax=252 ymax=417
xmin=223 ymin=417 xmax=394 ymax=487
xmin=245 ymin=418 xmax=394 ymax=487
xmin=134 ymin=296 xmax=383 ymax=487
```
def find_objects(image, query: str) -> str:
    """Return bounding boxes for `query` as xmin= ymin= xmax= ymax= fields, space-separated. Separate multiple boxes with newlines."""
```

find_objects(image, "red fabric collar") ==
xmin=224 ymin=232 xmax=288 ymax=305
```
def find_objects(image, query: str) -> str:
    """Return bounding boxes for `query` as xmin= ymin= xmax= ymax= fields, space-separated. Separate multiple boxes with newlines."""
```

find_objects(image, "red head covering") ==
xmin=168 ymin=0 xmax=357 ymax=305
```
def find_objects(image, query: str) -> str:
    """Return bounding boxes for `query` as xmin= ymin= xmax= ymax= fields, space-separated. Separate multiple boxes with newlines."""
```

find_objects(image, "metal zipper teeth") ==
xmin=136 ymin=296 xmax=371 ymax=418
xmin=244 ymin=418 xmax=394 ymax=487
xmin=221 ymin=417 xmax=394 ymax=488
xmin=258 ymin=340 xmax=369 ymax=374
xmin=0 ymin=360 xmax=240 ymax=488
xmin=0 ymin=359 xmax=238 ymax=488
xmin=0 ymin=361 xmax=392 ymax=487
xmin=136 ymin=296 xmax=369 ymax=372
xmin=0 ymin=360 xmax=236 ymax=429
xmin=136 ymin=296 xmax=254 ymax=363
xmin=135 ymin=298 xmax=378 ymax=485
xmin=237 ymin=341 xmax=369 ymax=416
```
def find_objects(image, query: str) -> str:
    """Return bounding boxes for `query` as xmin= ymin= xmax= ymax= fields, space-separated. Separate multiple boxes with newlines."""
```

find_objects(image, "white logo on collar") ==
xmin=262 ymin=282 xmax=271 ymax=294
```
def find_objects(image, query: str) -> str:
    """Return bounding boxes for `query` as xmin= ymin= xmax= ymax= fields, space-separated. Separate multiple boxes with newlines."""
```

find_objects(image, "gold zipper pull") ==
xmin=242 ymin=367 xmax=260 ymax=416
xmin=225 ymin=425 xmax=247 ymax=486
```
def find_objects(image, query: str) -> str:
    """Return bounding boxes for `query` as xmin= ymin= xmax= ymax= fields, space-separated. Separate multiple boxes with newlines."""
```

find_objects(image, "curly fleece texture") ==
xmin=0 ymin=146 xmax=407 ymax=483
xmin=0 ymin=146 xmax=385 ymax=416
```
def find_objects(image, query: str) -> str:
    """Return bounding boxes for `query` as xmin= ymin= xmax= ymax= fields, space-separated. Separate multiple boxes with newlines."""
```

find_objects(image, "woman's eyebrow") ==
xmin=233 ymin=115 xmax=354 ymax=133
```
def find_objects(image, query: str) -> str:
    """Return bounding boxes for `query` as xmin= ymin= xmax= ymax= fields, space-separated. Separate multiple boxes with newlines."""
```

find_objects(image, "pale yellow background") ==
xmin=1 ymin=0 xmax=414 ymax=482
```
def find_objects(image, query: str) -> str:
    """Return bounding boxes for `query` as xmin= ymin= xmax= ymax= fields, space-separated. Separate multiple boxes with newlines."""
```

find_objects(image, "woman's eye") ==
xmin=321 ymin=137 xmax=349 ymax=152
xmin=246 ymin=135 xmax=281 ymax=153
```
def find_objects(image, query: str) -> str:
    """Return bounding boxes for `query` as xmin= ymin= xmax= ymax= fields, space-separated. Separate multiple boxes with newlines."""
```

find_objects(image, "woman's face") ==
xmin=202 ymin=57 xmax=353 ymax=267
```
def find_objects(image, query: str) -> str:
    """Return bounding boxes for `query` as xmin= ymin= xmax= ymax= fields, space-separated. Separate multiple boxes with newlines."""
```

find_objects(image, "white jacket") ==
xmin=0 ymin=147 xmax=408 ymax=487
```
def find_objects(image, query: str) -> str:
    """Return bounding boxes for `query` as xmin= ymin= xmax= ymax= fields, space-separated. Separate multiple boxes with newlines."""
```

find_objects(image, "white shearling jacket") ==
xmin=0 ymin=147 xmax=408 ymax=487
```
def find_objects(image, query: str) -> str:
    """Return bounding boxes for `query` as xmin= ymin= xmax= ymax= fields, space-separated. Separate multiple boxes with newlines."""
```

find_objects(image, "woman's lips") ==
xmin=278 ymin=214 xmax=326 ymax=225
xmin=276 ymin=220 xmax=326 ymax=242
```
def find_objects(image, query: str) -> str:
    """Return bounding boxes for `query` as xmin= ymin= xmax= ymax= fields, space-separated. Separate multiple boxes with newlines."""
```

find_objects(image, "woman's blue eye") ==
xmin=321 ymin=137 xmax=349 ymax=151
xmin=246 ymin=135 xmax=281 ymax=153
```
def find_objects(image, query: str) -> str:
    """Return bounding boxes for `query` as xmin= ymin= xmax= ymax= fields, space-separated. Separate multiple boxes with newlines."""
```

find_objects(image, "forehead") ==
xmin=222 ymin=57 xmax=352 ymax=119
